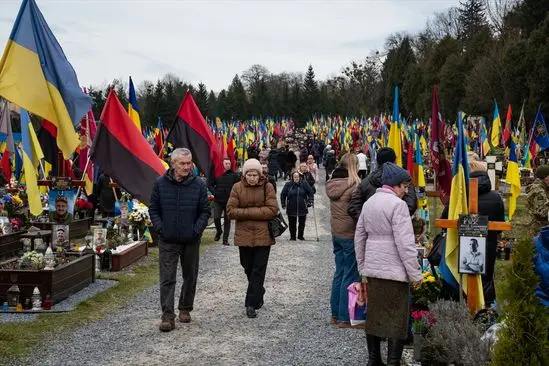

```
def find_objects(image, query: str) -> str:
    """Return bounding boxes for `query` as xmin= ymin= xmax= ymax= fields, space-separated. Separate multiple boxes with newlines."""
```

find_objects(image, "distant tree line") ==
xmin=88 ymin=0 xmax=549 ymax=127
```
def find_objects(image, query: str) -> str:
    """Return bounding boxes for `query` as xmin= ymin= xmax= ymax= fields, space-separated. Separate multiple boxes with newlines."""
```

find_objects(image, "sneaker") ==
xmin=246 ymin=306 xmax=257 ymax=318
xmin=159 ymin=316 xmax=175 ymax=332
xmin=179 ymin=311 xmax=191 ymax=323
xmin=214 ymin=233 xmax=221 ymax=241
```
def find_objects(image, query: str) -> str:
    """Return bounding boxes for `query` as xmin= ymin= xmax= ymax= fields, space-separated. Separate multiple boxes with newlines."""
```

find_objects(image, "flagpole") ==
xmin=75 ymin=155 xmax=92 ymax=198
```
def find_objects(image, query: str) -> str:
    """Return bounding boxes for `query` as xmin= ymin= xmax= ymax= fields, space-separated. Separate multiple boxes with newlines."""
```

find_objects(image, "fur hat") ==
xmin=382 ymin=162 xmax=411 ymax=186
xmin=535 ymin=165 xmax=549 ymax=179
xmin=376 ymin=147 xmax=397 ymax=165
xmin=242 ymin=158 xmax=262 ymax=175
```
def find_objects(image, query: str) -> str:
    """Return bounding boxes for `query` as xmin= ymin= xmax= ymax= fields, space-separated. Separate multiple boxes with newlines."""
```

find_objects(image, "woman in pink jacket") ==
xmin=354 ymin=162 xmax=422 ymax=366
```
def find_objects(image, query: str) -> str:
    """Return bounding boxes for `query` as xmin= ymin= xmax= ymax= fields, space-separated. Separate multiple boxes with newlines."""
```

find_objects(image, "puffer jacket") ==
xmin=326 ymin=168 xmax=358 ymax=239
xmin=149 ymin=169 xmax=211 ymax=244
xmin=354 ymin=187 xmax=422 ymax=283
xmin=212 ymin=170 xmax=240 ymax=205
xmin=348 ymin=166 xmax=417 ymax=220
xmin=281 ymin=180 xmax=314 ymax=217
xmin=227 ymin=177 xmax=278 ymax=247
xmin=534 ymin=227 xmax=549 ymax=307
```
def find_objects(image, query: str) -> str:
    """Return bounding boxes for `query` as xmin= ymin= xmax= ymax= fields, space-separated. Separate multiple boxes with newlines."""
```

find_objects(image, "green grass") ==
xmin=0 ymin=231 xmax=214 ymax=360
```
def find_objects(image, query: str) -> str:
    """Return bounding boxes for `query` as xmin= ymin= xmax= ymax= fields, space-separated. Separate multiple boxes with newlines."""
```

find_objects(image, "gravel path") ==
xmin=9 ymin=171 xmax=417 ymax=366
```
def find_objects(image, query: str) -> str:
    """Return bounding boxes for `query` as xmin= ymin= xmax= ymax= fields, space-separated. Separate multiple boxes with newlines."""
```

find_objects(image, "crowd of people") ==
xmin=148 ymin=133 xmax=549 ymax=364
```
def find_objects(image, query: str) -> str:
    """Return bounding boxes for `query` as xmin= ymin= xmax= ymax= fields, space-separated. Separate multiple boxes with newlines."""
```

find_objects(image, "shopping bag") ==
xmin=347 ymin=282 xmax=367 ymax=326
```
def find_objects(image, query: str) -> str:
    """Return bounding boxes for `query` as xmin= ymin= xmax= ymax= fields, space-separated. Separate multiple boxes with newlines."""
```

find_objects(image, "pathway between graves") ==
xmin=11 ymin=172 xmax=414 ymax=366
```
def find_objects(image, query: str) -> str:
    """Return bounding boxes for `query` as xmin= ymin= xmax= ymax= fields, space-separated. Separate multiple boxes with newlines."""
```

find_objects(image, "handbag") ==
xmin=264 ymin=184 xmax=288 ymax=238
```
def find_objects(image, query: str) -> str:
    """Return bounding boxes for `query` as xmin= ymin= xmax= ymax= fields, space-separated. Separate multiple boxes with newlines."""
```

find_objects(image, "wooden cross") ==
xmin=435 ymin=178 xmax=512 ymax=315
xmin=37 ymin=152 xmax=85 ymax=188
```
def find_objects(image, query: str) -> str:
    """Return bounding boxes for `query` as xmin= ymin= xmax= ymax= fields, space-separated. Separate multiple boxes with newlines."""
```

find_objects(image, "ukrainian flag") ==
xmin=20 ymin=108 xmax=43 ymax=217
xmin=505 ymin=140 xmax=520 ymax=220
xmin=490 ymin=102 xmax=501 ymax=148
xmin=440 ymin=112 xmax=484 ymax=313
xmin=0 ymin=0 xmax=91 ymax=159
xmin=128 ymin=76 xmax=141 ymax=131
xmin=388 ymin=86 xmax=403 ymax=167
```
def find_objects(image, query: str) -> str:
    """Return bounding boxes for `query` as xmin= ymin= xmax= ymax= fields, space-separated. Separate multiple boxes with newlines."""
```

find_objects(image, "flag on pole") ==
xmin=388 ymin=86 xmax=403 ymax=167
xmin=0 ymin=99 xmax=14 ymax=183
xmin=430 ymin=85 xmax=451 ymax=204
xmin=440 ymin=111 xmax=485 ymax=312
xmin=128 ymin=76 xmax=141 ymax=131
xmin=490 ymin=102 xmax=501 ymax=148
xmin=79 ymin=109 xmax=96 ymax=195
xmin=502 ymin=104 xmax=512 ymax=147
xmin=533 ymin=107 xmax=549 ymax=151
xmin=19 ymin=108 xmax=43 ymax=216
xmin=505 ymin=140 xmax=520 ymax=220
xmin=0 ymin=0 xmax=91 ymax=158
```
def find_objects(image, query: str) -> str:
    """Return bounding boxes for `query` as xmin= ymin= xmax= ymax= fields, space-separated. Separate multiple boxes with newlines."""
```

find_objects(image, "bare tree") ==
xmin=483 ymin=0 xmax=520 ymax=34
xmin=425 ymin=7 xmax=461 ymax=40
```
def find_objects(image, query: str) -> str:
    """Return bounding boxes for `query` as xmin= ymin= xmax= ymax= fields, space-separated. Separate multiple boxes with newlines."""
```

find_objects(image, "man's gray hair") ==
xmin=171 ymin=148 xmax=192 ymax=160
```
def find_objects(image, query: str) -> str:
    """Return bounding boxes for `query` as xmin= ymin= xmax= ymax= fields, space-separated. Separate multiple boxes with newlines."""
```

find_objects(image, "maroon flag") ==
xmin=166 ymin=92 xmax=224 ymax=181
xmin=430 ymin=85 xmax=451 ymax=204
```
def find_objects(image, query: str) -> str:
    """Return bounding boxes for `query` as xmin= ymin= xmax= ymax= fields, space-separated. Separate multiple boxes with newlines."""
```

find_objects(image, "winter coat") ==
xmin=268 ymin=150 xmax=280 ymax=175
xmin=281 ymin=180 xmax=314 ymax=217
xmin=307 ymin=162 xmax=319 ymax=182
xmin=149 ymin=169 xmax=211 ymax=244
xmin=285 ymin=151 xmax=297 ymax=168
xmin=300 ymin=171 xmax=316 ymax=192
xmin=226 ymin=177 xmax=278 ymax=247
xmin=534 ymin=227 xmax=549 ymax=308
xmin=354 ymin=187 xmax=422 ymax=283
xmin=348 ymin=166 xmax=417 ymax=220
xmin=96 ymin=174 xmax=121 ymax=215
xmin=526 ymin=178 xmax=549 ymax=235
xmin=324 ymin=151 xmax=337 ymax=171
xmin=212 ymin=170 xmax=240 ymax=205
xmin=440 ymin=171 xmax=504 ymax=304
xmin=300 ymin=147 xmax=309 ymax=163
xmin=326 ymin=168 xmax=358 ymax=239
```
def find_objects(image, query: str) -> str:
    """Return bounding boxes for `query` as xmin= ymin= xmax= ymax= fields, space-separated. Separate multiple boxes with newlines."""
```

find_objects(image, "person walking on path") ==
xmin=326 ymin=153 xmax=362 ymax=328
xmin=348 ymin=147 xmax=417 ymax=220
xmin=324 ymin=146 xmax=337 ymax=181
xmin=307 ymin=155 xmax=319 ymax=183
xmin=149 ymin=148 xmax=211 ymax=332
xmin=298 ymin=162 xmax=316 ymax=192
xmin=354 ymin=162 xmax=422 ymax=365
xmin=357 ymin=149 xmax=368 ymax=179
xmin=285 ymin=146 xmax=297 ymax=180
xmin=212 ymin=158 xmax=240 ymax=245
xmin=227 ymin=158 xmax=278 ymax=319
xmin=281 ymin=170 xmax=314 ymax=241
xmin=262 ymin=163 xmax=277 ymax=193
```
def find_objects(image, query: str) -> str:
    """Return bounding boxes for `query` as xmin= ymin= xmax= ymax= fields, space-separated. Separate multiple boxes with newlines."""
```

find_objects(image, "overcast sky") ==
xmin=0 ymin=0 xmax=459 ymax=92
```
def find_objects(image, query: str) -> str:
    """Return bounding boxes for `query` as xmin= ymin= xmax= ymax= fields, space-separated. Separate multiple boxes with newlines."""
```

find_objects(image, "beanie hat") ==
xmin=242 ymin=158 xmax=262 ymax=175
xmin=535 ymin=165 xmax=549 ymax=179
xmin=382 ymin=162 xmax=411 ymax=187
xmin=377 ymin=147 xmax=397 ymax=165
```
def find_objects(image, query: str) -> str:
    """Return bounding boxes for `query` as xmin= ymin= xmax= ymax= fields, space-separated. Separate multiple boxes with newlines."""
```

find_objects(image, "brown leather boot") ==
xmin=159 ymin=315 xmax=175 ymax=332
xmin=179 ymin=311 xmax=191 ymax=323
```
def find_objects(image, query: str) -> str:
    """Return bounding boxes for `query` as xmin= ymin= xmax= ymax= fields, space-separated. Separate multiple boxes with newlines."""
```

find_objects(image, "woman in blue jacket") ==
xmin=281 ymin=171 xmax=314 ymax=241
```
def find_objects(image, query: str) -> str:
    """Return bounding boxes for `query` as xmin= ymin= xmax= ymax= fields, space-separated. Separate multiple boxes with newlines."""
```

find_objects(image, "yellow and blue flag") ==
xmin=533 ymin=107 xmax=549 ymax=150
xmin=490 ymin=102 xmax=501 ymax=148
xmin=0 ymin=0 xmax=91 ymax=159
xmin=142 ymin=227 xmax=153 ymax=243
xmin=128 ymin=76 xmax=141 ymax=131
xmin=20 ymin=108 xmax=43 ymax=217
xmin=388 ymin=86 xmax=403 ymax=167
xmin=505 ymin=140 xmax=520 ymax=220
xmin=440 ymin=111 xmax=485 ymax=313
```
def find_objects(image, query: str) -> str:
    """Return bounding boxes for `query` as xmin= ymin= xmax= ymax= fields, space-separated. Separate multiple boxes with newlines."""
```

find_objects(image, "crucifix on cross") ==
xmin=435 ymin=178 xmax=512 ymax=315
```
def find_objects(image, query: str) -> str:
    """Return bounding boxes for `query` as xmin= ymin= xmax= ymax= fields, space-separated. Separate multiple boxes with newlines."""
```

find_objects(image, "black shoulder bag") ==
xmin=264 ymin=183 xmax=288 ymax=238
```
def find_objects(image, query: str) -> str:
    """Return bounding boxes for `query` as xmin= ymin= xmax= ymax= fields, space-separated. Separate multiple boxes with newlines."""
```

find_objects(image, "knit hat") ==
xmin=382 ymin=162 xmax=411 ymax=186
xmin=242 ymin=158 xmax=262 ymax=175
xmin=376 ymin=147 xmax=397 ymax=165
xmin=535 ymin=165 xmax=549 ymax=179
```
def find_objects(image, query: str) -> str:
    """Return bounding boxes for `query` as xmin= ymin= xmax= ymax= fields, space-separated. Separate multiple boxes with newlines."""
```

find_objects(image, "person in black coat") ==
xmin=324 ymin=147 xmax=337 ymax=181
xmin=212 ymin=158 xmax=240 ymax=245
xmin=348 ymin=147 xmax=417 ymax=220
xmin=285 ymin=147 xmax=297 ymax=180
xmin=440 ymin=161 xmax=504 ymax=306
xmin=94 ymin=171 xmax=121 ymax=217
xmin=298 ymin=162 xmax=316 ymax=193
xmin=281 ymin=171 xmax=314 ymax=241
xmin=262 ymin=163 xmax=277 ymax=194
xmin=267 ymin=149 xmax=280 ymax=180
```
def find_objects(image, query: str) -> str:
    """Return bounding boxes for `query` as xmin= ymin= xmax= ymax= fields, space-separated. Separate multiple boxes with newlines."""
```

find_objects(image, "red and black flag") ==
xmin=91 ymin=90 xmax=166 ymax=205
xmin=37 ymin=119 xmax=76 ymax=179
xmin=166 ymin=92 xmax=224 ymax=180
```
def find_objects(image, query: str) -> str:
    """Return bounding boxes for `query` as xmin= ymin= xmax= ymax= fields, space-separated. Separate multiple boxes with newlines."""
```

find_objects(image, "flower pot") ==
xmin=413 ymin=332 xmax=424 ymax=362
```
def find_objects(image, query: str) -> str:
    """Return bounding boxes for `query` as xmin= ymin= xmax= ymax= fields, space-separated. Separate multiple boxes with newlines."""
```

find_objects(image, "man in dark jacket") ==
xmin=212 ymin=158 xmax=240 ymax=245
xmin=285 ymin=147 xmax=297 ymax=179
xmin=324 ymin=146 xmax=337 ymax=181
xmin=348 ymin=147 xmax=417 ymax=220
xmin=149 ymin=148 xmax=211 ymax=332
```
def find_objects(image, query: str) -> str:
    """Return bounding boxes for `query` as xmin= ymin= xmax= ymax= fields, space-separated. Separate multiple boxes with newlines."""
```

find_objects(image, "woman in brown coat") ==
xmin=227 ymin=158 xmax=278 ymax=318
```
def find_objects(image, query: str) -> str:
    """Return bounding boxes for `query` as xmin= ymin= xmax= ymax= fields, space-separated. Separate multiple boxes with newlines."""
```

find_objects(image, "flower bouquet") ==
xmin=19 ymin=251 xmax=45 ymax=270
xmin=75 ymin=199 xmax=93 ymax=218
xmin=411 ymin=271 xmax=442 ymax=308
xmin=128 ymin=204 xmax=151 ymax=232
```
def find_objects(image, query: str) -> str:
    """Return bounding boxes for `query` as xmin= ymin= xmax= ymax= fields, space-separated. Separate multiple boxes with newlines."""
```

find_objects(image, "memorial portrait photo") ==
xmin=459 ymin=236 xmax=486 ymax=274
xmin=52 ymin=225 xmax=70 ymax=250
xmin=93 ymin=228 xmax=107 ymax=247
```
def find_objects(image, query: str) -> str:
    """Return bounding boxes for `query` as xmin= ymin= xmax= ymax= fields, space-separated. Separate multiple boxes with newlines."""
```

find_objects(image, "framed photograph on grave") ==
xmin=459 ymin=236 xmax=487 ymax=274
xmin=115 ymin=201 xmax=133 ymax=224
xmin=52 ymin=224 xmax=70 ymax=250
xmin=48 ymin=189 xmax=76 ymax=222
xmin=93 ymin=228 xmax=107 ymax=248
xmin=0 ymin=216 xmax=12 ymax=235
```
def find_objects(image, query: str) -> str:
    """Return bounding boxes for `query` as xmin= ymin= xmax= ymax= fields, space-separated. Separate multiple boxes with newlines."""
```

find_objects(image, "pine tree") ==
xmin=194 ymin=82 xmax=209 ymax=117
xmin=216 ymin=89 xmax=229 ymax=120
xmin=458 ymin=0 xmax=488 ymax=42
xmin=303 ymin=64 xmax=319 ymax=121
xmin=227 ymin=74 xmax=249 ymax=120
xmin=207 ymin=90 xmax=217 ymax=119
xmin=493 ymin=236 xmax=549 ymax=365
